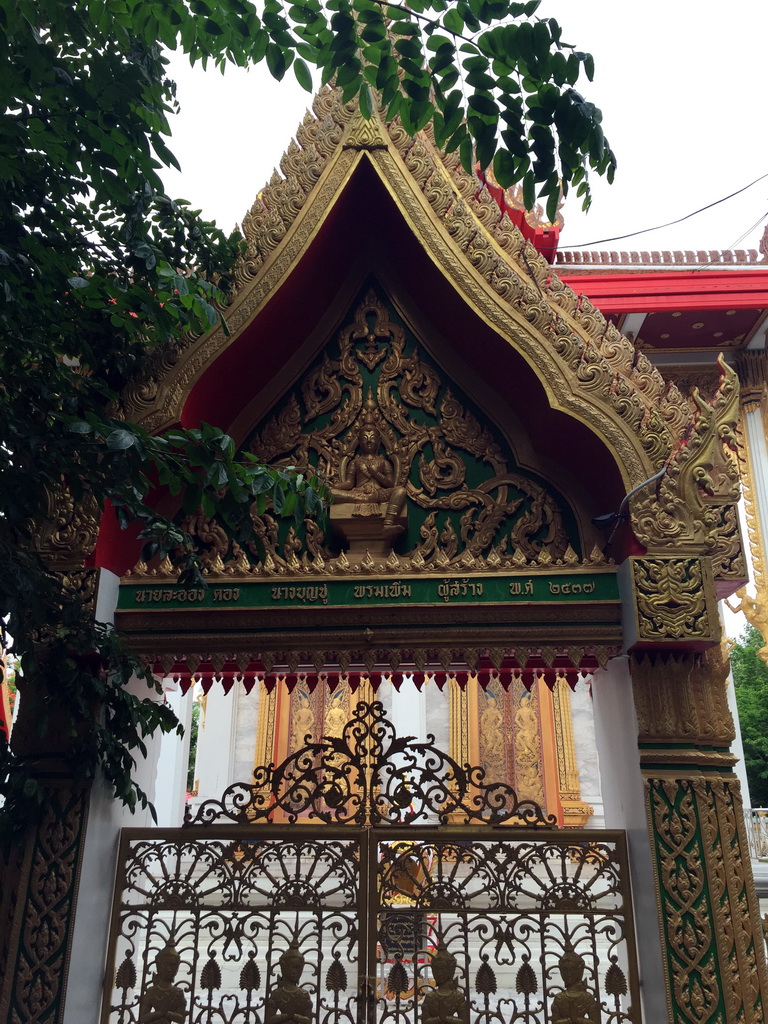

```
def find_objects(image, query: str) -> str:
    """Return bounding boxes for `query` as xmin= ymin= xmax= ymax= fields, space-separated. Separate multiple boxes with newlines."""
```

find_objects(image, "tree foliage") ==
xmin=0 ymin=0 xmax=613 ymax=826
xmin=731 ymin=625 xmax=768 ymax=807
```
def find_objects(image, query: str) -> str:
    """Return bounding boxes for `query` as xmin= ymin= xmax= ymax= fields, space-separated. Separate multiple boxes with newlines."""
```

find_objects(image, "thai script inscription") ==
xmin=271 ymin=585 xmax=328 ymax=605
xmin=509 ymin=579 xmax=534 ymax=596
xmin=135 ymin=589 xmax=206 ymax=603
xmin=353 ymin=582 xmax=412 ymax=600
xmin=549 ymin=581 xmax=595 ymax=595
xmin=212 ymin=588 xmax=241 ymax=602
xmin=438 ymin=578 xmax=484 ymax=602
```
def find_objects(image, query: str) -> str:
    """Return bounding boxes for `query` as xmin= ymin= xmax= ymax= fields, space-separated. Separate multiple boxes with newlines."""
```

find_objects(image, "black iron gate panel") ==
xmin=103 ymin=826 xmax=366 ymax=1024
xmin=101 ymin=705 xmax=641 ymax=1022
xmin=102 ymin=826 xmax=641 ymax=1023
xmin=371 ymin=829 xmax=640 ymax=1024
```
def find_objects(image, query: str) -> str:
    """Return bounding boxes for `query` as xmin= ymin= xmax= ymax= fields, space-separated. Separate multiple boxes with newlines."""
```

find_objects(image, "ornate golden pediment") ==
xmin=119 ymin=88 xmax=742 ymax=603
xmin=244 ymin=286 xmax=574 ymax=571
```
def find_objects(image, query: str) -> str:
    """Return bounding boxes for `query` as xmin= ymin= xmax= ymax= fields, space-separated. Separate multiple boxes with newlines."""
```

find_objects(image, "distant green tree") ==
xmin=187 ymin=700 xmax=201 ymax=793
xmin=731 ymin=624 xmax=768 ymax=806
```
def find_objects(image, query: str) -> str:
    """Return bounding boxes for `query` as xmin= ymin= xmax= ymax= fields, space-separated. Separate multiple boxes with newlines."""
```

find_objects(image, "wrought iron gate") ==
xmin=102 ymin=702 xmax=642 ymax=1023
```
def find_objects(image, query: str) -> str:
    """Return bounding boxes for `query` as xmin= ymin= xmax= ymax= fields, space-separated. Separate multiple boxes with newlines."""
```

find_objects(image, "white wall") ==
xmin=592 ymin=656 xmax=670 ymax=1023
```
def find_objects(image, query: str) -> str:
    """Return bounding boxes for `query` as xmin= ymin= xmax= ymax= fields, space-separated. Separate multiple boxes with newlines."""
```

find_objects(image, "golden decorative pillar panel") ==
xmin=620 ymin=555 xmax=721 ymax=652
xmin=631 ymin=649 xmax=768 ymax=1023
xmin=550 ymin=676 xmax=593 ymax=827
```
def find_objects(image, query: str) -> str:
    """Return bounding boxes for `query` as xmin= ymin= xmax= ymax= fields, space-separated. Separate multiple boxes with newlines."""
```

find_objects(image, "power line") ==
xmin=724 ymin=211 xmax=768 ymax=252
xmin=559 ymin=171 xmax=768 ymax=249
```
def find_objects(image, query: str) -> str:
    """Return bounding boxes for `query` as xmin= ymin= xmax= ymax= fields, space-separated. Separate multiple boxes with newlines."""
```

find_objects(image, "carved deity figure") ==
xmin=421 ymin=945 xmax=468 ymax=1024
xmin=480 ymin=694 xmax=504 ymax=760
xmin=291 ymin=692 xmax=316 ymax=750
xmin=266 ymin=945 xmax=313 ymax=1024
xmin=331 ymin=397 xmax=406 ymax=525
xmin=138 ymin=945 xmax=187 ymax=1024
xmin=550 ymin=945 xmax=600 ymax=1024
xmin=324 ymin=691 xmax=348 ymax=742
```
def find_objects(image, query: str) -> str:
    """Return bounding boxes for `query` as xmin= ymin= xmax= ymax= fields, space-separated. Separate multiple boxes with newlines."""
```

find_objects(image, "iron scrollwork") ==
xmin=187 ymin=701 xmax=555 ymax=828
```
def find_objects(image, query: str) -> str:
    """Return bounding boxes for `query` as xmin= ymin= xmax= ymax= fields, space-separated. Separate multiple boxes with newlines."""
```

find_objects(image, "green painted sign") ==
xmin=118 ymin=571 xmax=618 ymax=612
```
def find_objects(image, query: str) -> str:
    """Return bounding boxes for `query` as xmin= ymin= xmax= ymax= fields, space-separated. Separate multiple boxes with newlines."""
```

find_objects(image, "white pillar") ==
xmin=390 ymin=677 xmax=427 ymax=742
xmin=591 ymin=656 xmax=669 ymax=1023
xmin=232 ymin=682 xmax=262 ymax=784
xmin=743 ymin=406 xmax=768 ymax=562
xmin=65 ymin=570 xmax=170 ymax=1024
xmin=569 ymin=678 xmax=605 ymax=828
xmin=190 ymin=686 xmax=237 ymax=805
xmin=153 ymin=681 xmax=194 ymax=827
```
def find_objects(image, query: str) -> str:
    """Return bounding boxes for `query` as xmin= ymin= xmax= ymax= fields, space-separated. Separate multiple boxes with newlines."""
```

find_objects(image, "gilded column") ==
xmin=632 ymin=648 xmax=768 ymax=1023
xmin=550 ymin=675 xmax=593 ymax=827
xmin=448 ymin=676 xmax=477 ymax=768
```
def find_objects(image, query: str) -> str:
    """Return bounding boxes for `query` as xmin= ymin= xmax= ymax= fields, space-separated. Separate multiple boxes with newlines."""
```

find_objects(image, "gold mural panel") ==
xmin=551 ymin=676 xmax=593 ymax=827
xmin=472 ymin=676 xmax=546 ymax=814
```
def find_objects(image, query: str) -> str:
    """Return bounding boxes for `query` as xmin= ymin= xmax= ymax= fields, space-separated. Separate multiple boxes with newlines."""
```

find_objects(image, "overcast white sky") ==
xmin=162 ymin=1 xmax=768 ymax=254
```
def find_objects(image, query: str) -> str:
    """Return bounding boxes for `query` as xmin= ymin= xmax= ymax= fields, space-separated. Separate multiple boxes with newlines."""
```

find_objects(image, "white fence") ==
xmin=745 ymin=808 xmax=768 ymax=860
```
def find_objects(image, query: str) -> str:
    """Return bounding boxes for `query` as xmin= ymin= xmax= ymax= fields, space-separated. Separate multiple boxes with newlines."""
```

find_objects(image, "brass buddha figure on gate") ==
xmin=138 ymin=945 xmax=187 ymax=1024
xmin=266 ymin=944 xmax=313 ymax=1024
xmin=421 ymin=945 xmax=469 ymax=1024
xmin=550 ymin=944 xmax=600 ymax=1024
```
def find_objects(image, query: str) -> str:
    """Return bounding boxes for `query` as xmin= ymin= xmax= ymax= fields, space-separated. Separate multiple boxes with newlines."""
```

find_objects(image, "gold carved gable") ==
xmin=121 ymin=88 xmax=742 ymax=581
xmin=241 ymin=286 xmax=578 ymax=572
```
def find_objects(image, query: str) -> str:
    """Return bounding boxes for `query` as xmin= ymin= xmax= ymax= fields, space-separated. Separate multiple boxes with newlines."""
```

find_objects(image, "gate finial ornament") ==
xmin=187 ymin=700 xmax=556 ymax=827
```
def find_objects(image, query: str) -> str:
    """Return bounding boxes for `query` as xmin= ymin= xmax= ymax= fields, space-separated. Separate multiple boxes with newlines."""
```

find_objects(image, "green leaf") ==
xmin=442 ymin=8 xmax=464 ymax=33
xmin=468 ymin=93 xmax=497 ymax=118
xmin=293 ymin=57 xmax=313 ymax=90
xmin=106 ymin=429 xmax=136 ymax=451
xmin=459 ymin=134 xmax=474 ymax=173
xmin=493 ymin=148 xmax=515 ymax=188
xmin=359 ymin=83 xmax=373 ymax=119
xmin=522 ymin=171 xmax=535 ymax=210
xmin=173 ymin=274 xmax=189 ymax=296
xmin=266 ymin=43 xmax=287 ymax=79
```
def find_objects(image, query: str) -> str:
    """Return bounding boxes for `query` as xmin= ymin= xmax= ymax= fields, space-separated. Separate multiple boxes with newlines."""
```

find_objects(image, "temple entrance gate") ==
xmin=101 ymin=703 xmax=641 ymax=1023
